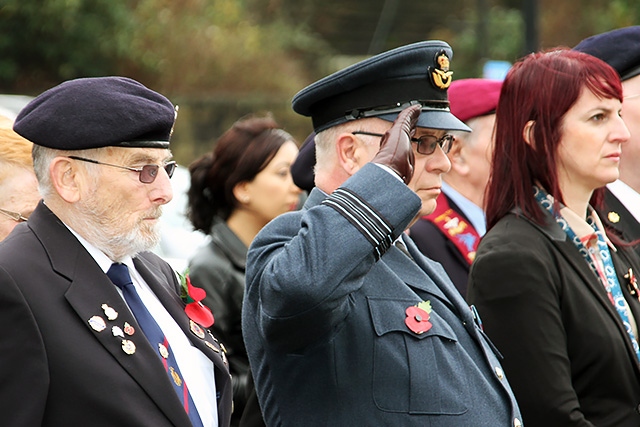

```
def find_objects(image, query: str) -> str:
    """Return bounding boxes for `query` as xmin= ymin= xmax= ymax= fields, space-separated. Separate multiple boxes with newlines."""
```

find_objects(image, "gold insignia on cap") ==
xmin=430 ymin=50 xmax=453 ymax=90
xmin=608 ymin=211 xmax=620 ymax=223
xmin=88 ymin=316 xmax=106 ymax=332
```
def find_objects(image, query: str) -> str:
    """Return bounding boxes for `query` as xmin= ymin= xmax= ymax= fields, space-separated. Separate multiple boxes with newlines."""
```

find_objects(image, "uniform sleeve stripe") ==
xmin=322 ymin=188 xmax=395 ymax=259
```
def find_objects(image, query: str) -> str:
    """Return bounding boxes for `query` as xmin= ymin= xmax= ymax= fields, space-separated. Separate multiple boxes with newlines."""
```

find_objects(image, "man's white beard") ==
xmin=72 ymin=189 xmax=162 ymax=262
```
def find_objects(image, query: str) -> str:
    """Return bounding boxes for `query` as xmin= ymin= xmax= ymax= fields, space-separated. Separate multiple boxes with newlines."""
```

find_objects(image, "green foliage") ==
xmin=0 ymin=0 xmax=134 ymax=92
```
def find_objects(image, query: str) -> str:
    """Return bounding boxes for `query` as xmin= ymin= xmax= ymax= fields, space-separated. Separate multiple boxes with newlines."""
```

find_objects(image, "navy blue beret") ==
xmin=574 ymin=26 xmax=640 ymax=81
xmin=292 ymin=40 xmax=470 ymax=133
xmin=14 ymin=76 xmax=176 ymax=150
xmin=290 ymin=131 xmax=316 ymax=193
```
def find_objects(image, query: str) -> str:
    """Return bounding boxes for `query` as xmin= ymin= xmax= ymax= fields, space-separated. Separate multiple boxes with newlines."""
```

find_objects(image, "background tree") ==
xmin=1 ymin=0 xmax=639 ymax=163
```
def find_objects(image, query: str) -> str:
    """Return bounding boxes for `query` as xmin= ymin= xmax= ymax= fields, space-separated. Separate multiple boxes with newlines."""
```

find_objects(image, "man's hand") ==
xmin=372 ymin=105 xmax=420 ymax=184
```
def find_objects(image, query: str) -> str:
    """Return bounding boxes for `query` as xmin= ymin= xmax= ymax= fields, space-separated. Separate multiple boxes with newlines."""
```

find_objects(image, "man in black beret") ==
xmin=575 ymin=27 xmax=640 ymax=256
xmin=243 ymin=41 xmax=522 ymax=426
xmin=1 ymin=76 xmax=232 ymax=427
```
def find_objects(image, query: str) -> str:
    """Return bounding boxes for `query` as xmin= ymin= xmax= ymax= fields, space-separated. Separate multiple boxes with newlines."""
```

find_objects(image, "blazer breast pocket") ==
xmin=368 ymin=296 xmax=470 ymax=415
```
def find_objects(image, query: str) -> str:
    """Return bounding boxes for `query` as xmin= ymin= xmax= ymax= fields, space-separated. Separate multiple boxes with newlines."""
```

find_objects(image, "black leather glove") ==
xmin=372 ymin=104 xmax=420 ymax=184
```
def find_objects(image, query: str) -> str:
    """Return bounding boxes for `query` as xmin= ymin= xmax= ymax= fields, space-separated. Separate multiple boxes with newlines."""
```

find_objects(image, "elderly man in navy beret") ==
xmin=1 ymin=77 xmax=232 ymax=427
xmin=409 ymin=78 xmax=502 ymax=297
xmin=243 ymin=41 xmax=522 ymax=426
xmin=575 ymin=26 xmax=640 ymax=256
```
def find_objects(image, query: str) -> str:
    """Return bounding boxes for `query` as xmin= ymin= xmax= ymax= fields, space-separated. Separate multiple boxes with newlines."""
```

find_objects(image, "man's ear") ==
xmin=522 ymin=120 xmax=536 ymax=149
xmin=335 ymin=133 xmax=361 ymax=175
xmin=448 ymin=138 xmax=470 ymax=176
xmin=50 ymin=157 xmax=82 ymax=203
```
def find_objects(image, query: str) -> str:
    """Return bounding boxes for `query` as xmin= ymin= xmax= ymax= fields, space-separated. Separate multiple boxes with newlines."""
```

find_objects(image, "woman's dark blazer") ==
xmin=468 ymin=209 xmax=640 ymax=427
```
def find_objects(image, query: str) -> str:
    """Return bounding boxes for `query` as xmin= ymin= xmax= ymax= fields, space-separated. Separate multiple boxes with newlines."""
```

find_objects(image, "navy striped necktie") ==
xmin=107 ymin=263 xmax=204 ymax=427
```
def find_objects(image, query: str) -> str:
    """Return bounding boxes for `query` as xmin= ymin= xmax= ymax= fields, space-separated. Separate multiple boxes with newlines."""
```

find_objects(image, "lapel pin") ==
xmin=190 ymin=320 xmax=206 ymax=339
xmin=123 ymin=322 xmax=135 ymax=336
xmin=169 ymin=367 xmax=183 ymax=386
xmin=101 ymin=304 xmax=118 ymax=321
xmin=112 ymin=326 xmax=124 ymax=338
xmin=121 ymin=339 xmax=136 ymax=355
xmin=205 ymin=341 xmax=220 ymax=353
xmin=88 ymin=316 xmax=106 ymax=332
xmin=158 ymin=343 xmax=169 ymax=359
xmin=608 ymin=211 xmax=620 ymax=223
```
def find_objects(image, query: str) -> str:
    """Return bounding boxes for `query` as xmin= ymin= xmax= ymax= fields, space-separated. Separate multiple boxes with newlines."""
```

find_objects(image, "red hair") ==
xmin=485 ymin=48 xmax=623 ymax=230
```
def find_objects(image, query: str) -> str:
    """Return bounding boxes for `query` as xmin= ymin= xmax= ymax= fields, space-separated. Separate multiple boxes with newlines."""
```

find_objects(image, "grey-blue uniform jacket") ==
xmin=242 ymin=163 xmax=522 ymax=426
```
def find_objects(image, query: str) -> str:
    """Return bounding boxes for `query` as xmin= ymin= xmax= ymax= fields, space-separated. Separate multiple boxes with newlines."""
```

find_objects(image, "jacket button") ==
xmin=514 ymin=418 xmax=522 ymax=427
xmin=494 ymin=366 xmax=504 ymax=380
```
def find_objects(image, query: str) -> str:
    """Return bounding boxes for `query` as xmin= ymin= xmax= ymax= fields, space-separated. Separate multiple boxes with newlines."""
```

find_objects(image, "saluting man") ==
xmin=242 ymin=41 xmax=522 ymax=426
xmin=0 ymin=77 xmax=232 ymax=427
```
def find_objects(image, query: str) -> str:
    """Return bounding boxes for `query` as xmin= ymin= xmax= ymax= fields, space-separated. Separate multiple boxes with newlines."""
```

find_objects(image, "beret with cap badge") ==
xmin=13 ymin=76 xmax=176 ymax=150
xmin=573 ymin=26 xmax=640 ymax=81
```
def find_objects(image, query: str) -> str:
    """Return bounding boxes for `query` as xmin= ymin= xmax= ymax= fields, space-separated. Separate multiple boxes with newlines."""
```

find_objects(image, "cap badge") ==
xmin=608 ymin=211 xmax=620 ymax=223
xmin=430 ymin=50 xmax=453 ymax=90
xmin=170 ymin=105 xmax=179 ymax=138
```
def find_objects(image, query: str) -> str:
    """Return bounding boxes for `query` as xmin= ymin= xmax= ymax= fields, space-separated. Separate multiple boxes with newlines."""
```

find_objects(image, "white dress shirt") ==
xmin=68 ymin=227 xmax=218 ymax=427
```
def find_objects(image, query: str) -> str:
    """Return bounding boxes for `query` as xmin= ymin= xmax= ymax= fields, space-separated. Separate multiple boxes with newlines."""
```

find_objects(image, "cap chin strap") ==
xmin=345 ymin=99 xmax=451 ymax=121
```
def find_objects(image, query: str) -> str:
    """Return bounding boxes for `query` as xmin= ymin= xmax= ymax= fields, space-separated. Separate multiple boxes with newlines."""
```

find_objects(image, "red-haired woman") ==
xmin=468 ymin=49 xmax=640 ymax=426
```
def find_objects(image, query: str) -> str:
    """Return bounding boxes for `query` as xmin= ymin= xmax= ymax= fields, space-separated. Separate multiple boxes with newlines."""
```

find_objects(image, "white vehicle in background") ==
xmin=153 ymin=164 xmax=208 ymax=272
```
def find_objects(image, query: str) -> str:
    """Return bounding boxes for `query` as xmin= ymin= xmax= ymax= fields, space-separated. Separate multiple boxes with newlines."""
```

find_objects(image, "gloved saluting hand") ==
xmin=372 ymin=104 xmax=421 ymax=184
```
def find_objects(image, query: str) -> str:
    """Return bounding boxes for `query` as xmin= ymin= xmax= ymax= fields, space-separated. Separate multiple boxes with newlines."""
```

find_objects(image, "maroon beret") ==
xmin=448 ymin=78 xmax=502 ymax=123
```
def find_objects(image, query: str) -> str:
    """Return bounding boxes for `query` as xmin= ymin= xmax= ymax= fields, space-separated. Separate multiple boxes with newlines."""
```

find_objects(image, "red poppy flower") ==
xmin=180 ymin=272 xmax=214 ymax=328
xmin=405 ymin=306 xmax=432 ymax=334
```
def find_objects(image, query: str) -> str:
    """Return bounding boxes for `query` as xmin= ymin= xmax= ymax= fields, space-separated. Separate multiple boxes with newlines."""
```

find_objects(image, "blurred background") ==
xmin=2 ymin=0 xmax=639 ymax=163
xmin=2 ymin=0 xmax=638 ymax=267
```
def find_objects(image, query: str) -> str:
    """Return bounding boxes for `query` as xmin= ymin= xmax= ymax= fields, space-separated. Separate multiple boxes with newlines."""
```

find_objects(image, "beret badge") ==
xmin=429 ymin=50 xmax=453 ymax=90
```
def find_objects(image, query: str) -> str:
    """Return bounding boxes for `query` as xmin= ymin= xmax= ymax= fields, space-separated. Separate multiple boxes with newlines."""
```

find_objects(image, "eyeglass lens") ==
xmin=139 ymin=162 xmax=176 ymax=183
xmin=413 ymin=135 xmax=454 ymax=155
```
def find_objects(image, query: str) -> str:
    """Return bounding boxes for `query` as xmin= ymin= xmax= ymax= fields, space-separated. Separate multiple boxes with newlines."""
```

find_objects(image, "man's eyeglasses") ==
xmin=0 ymin=208 xmax=28 ymax=222
xmin=68 ymin=156 xmax=177 ymax=184
xmin=352 ymin=131 xmax=454 ymax=155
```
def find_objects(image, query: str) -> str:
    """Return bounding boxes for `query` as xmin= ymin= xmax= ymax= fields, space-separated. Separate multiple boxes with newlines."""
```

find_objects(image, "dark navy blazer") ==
xmin=0 ymin=202 xmax=232 ymax=426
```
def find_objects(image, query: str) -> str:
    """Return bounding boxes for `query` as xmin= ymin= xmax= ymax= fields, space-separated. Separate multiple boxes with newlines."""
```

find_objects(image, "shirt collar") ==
xmin=441 ymin=182 xmax=487 ymax=236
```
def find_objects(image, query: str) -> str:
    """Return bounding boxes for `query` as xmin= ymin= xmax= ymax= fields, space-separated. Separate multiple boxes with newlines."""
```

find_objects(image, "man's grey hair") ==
xmin=32 ymin=145 xmax=105 ymax=199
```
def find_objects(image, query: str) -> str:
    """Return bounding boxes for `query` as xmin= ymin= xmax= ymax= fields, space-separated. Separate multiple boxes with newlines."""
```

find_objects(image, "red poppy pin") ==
xmin=405 ymin=300 xmax=433 ymax=334
xmin=179 ymin=270 xmax=214 ymax=328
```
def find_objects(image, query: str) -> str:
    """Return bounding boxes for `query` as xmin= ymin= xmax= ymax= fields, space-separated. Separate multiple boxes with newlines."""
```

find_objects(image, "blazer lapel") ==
xmin=530 ymin=215 xmax=640 ymax=364
xmin=64 ymin=268 xmax=192 ymax=427
xmin=25 ymin=219 xmax=192 ymax=426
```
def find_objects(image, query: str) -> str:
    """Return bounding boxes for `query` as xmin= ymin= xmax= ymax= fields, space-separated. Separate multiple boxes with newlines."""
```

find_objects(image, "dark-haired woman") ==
xmin=187 ymin=116 xmax=301 ymax=426
xmin=468 ymin=49 xmax=640 ymax=426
